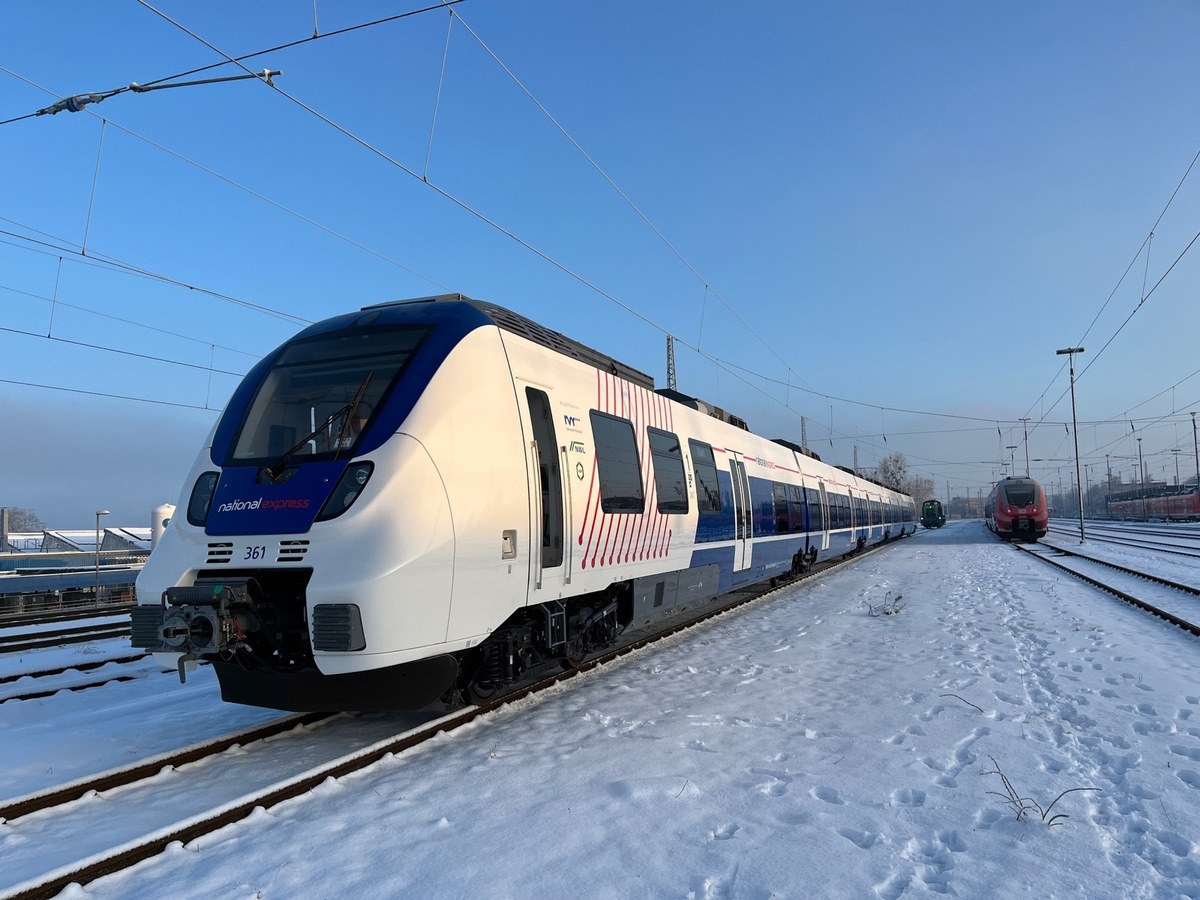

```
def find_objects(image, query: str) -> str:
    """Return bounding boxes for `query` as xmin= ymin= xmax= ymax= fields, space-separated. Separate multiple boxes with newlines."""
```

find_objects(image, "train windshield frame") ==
xmin=225 ymin=325 xmax=431 ymax=466
xmin=1000 ymin=481 xmax=1037 ymax=507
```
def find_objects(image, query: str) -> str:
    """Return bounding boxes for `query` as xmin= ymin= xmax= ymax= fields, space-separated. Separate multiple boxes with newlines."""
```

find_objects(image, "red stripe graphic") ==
xmin=579 ymin=372 xmax=674 ymax=570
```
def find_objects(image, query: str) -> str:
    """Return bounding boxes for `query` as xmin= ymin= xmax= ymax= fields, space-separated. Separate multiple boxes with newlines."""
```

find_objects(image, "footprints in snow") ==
xmin=874 ymin=832 xmax=966 ymax=899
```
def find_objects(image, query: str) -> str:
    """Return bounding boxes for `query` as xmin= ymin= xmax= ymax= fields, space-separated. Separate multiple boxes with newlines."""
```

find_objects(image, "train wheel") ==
xmin=465 ymin=678 xmax=500 ymax=704
xmin=560 ymin=638 xmax=588 ymax=671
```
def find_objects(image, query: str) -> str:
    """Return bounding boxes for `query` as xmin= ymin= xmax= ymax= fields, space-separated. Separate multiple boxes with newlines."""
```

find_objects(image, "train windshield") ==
xmin=228 ymin=325 xmax=430 ymax=465
xmin=1001 ymin=482 xmax=1036 ymax=506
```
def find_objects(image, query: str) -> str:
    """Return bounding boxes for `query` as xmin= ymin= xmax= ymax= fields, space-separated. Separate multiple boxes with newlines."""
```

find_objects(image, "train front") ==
xmin=131 ymin=301 xmax=486 ymax=711
xmin=994 ymin=477 xmax=1048 ymax=541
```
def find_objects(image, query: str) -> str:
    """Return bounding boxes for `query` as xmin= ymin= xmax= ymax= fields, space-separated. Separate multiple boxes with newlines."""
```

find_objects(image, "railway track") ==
xmin=0 ymin=618 xmax=132 ymax=654
xmin=0 ymin=535 xmax=911 ymax=899
xmin=1047 ymin=521 xmax=1200 ymax=559
xmin=0 ymin=602 xmax=135 ymax=629
xmin=1015 ymin=541 xmax=1200 ymax=637
xmin=0 ymin=654 xmax=163 ymax=704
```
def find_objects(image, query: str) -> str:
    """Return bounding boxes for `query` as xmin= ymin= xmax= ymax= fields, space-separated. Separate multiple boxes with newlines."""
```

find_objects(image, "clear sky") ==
xmin=3 ymin=1 xmax=1199 ymax=528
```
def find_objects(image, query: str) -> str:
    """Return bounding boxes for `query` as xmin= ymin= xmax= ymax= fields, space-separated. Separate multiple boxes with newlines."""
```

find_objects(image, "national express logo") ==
xmin=217 ymin=497 xmax=311 ymax=514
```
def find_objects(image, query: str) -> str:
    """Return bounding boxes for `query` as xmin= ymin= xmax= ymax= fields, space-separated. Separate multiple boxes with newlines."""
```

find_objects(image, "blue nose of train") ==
xmin=204 ymin=461 xmax=350 ymax=536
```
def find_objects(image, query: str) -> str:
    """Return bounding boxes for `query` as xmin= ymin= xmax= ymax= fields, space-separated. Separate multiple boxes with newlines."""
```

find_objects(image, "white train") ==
xmin=133 ymin=295 xmax=915 ymax=710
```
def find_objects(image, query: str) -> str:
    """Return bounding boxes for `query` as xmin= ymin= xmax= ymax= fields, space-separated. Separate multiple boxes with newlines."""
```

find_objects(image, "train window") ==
xmin=648 ymin=427 xmax=688 ymax=514
xmin=1001 ymin=481 xmax=1036 ymax=506
xmin=788 ymin=485 xmax=805 ymax=533
xmin=805 ymin=487 xmax=824 ymax=531
xmin=228 ymin=324 xmax=430 ymax=465
xmin=688 ymin=440 xmax=723 ymax=515
xmin=830 ymin=494 xmax=848 ymax=528
xmin=590 ymin=411 xmax=645 ymax=514
xmin=773 ymin=483 xmax=789 ymax=534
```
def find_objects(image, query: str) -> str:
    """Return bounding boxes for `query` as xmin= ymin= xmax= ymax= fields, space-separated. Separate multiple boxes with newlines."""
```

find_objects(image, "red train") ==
xmin=985 ymin=476 xmax=1048 ymax=541
xmin=1107 ymin=487 xmax=1200 ymax=519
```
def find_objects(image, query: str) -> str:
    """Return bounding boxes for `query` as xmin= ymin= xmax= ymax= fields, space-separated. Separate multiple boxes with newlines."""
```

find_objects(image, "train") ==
xmin=1107 ymin=487 xmax=1200 ymax=520
xmin=131 ymin=294 xmax=916 ymax=711
xmin=984 ymin=476 xmax=1048 ymax=541
xmin=920 ymin=499 xmax=945 ymax=528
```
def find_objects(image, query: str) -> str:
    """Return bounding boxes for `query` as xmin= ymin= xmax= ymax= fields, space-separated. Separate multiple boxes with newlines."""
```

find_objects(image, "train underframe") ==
xmin=132 ymin=546 xmax=828 ymax=712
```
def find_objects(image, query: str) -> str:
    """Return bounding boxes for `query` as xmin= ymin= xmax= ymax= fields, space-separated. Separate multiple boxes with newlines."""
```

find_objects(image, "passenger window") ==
xmin=773 ymin=483 xmax=789 ymax=534
xmin=806 ymin=487 xmax=824 ymax=531
xmin=589 ymin=411 xmax=644 ymax=513
xmin=688 ymin=439 xmax=723 ymax=515
xmin=648 ymin=428 xmax=689 ymax=514
xmin=789 ymin=485 xmax=805 ymax=533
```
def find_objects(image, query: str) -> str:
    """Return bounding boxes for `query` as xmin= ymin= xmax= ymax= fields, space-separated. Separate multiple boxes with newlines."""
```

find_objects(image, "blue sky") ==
xmin=2 ymin=1 xmax=1199 ymax=527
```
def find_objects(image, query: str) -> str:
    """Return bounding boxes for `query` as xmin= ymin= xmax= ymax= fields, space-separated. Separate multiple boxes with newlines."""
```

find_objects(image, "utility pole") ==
xmin=1138 ymin=437 xmax=1145 ymax=518
xmin=1019 ymin=417 xmax=1031 ymax=476
xmin=1193 ymin=412 xmax=1199 ymax=495
xmin=1056 ymin=346 xmax=1086 ymax=542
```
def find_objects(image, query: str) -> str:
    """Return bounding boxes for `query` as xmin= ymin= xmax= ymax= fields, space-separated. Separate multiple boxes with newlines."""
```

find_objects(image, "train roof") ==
xmin=364 ymin=294 xmax=657 ymax=391
xmin=770 ymin=437 xmax=821 ymax=461
xmin=365 ymin=295 xmax=763 ymax=432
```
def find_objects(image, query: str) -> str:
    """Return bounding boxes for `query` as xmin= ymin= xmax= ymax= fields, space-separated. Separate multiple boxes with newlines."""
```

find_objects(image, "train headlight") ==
xmin=316 ymin=462 xmax=374 ymax=521
xmin=186 ymin=472 xmax=220 ymax=526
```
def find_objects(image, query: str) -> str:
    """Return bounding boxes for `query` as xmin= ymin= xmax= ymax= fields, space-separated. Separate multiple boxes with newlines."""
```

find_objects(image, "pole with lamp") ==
xmin=1056 ymin=346 xmax=1086 ymax=542
xmin=95 ymin=509 xmax=110 ymax=601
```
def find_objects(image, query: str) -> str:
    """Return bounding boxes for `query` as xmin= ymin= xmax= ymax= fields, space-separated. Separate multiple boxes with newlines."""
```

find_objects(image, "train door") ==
xmin=727 ymin=453 xmax=753 ymax=572
xmin=522 ymin=386 xmax=568 ymax=596
xmin=817 ymin=482 xmax=830 ymax=552
xmin=849 ymin=489 xmax=861 ymax=546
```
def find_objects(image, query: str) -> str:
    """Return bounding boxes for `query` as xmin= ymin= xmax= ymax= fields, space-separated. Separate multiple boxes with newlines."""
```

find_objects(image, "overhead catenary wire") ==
xmin=1020 ymin=144 xmax=1200 ymax=437
xmin=0 ymin=277 xmax=263 ymax=360
xmin=152 ymin=0 xmax=1200 ymax=483
xmin=0 ymin=1 xmax=464 ymax=127
xmin=3 ymin=5 xmax=1197 ymax=495
xmin=0 ymin=224 xmax=312 ymax=325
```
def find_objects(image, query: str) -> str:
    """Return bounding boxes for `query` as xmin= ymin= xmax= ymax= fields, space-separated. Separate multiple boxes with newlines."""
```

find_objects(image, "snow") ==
xmin=5 ymin=520 xmax=1200 ymax=898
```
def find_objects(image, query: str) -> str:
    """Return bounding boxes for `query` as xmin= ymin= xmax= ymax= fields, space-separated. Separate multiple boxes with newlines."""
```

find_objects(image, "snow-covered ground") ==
xmin=6 ymin=520 xmax=1200 ymax=898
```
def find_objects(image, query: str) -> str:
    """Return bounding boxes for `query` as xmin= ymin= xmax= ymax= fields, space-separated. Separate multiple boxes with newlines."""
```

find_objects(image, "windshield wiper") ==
xmin=261 ymin=373 xmax=373 ymax=482
xmin=333 ymin=372 xmax=374 ymax=460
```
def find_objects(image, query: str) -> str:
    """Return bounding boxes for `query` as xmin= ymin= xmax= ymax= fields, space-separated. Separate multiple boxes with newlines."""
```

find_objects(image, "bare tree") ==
xmin=4 ymin=507 xmax=46 ymax=531
xmin=873 ymin=453 xmax=934 ymax=505
xmin=903 ymin=475 xmax=935 ymax=506
xmin=875 ymin=452 xmax=908 ymax=492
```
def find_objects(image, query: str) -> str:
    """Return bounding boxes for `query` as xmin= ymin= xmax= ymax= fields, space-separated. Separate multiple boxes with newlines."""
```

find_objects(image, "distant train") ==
xmin=132 ymin=294 xmax=916 ymax=711
xmin=920 ymin=499 xmax=945 ymax=528
xmin=1107 ymin=487 xmax=1200 ymax=520
xmin=984 ymin=476 xmax=1048 ymax=541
